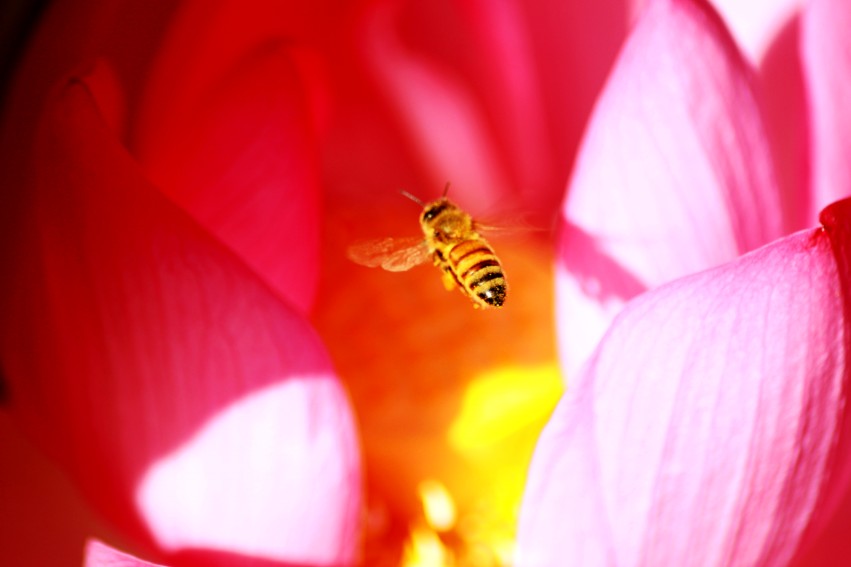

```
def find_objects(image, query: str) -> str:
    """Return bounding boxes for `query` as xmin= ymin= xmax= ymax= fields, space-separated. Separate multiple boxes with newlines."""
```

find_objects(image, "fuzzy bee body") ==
xmin=424 ymin=203 xmax=507 ymax=308
xmin=347 ymin=192 xmax=508 ymax=309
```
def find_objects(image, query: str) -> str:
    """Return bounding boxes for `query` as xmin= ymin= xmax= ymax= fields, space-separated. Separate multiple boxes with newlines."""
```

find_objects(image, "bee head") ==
xmin=421 ymin=198 xmax=472 ymax=243
xmin=421 ymin=199 xmax=451 ymax=224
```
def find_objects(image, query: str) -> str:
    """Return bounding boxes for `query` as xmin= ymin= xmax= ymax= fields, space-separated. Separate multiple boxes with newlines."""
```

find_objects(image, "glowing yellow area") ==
xmin=448 ymin=364 xmax=563 ymax=454
xmin=418 ymin=479 xmax=457 ymax=532
xmin=402 ymin=525 xmax=450 ymax=567
xmin=401 ymin=364 xmax=563 ymax=566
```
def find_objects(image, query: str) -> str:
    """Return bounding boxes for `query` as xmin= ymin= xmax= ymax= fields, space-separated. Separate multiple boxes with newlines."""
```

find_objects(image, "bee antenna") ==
xmin=399 ymin=190 xmax=424 ymax=206
xmin=443 ymin=182 xmax=451 ymax=197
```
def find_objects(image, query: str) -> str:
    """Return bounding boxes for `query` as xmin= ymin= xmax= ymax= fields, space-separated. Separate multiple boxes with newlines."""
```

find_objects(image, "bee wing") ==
xmin=347 ymin=237 xmax=431 ymax=272
xmin=474 ymin=215 xmax=550 ymax=238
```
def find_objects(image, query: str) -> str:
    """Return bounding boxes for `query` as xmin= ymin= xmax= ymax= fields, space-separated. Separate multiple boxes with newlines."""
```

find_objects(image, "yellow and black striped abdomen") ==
xmin=447 ymin=238 xmax=507 ymax=308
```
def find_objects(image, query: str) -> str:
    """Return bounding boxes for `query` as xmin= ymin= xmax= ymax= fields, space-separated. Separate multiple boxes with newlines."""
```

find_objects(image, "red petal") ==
xmin=360 ymin=0 xmax=513 ymax=208
xmin=0 ymin=416 xmax=128 ymax=566
xmin=1 ymin=74 xmax=360 ymax=563
xmin=358 ymin=0 xmax=630 ymax=214
xmin=757 ymin=12 xmax=810 ymax=231
xmin=133 ymin=2 xmax=322 ymax=313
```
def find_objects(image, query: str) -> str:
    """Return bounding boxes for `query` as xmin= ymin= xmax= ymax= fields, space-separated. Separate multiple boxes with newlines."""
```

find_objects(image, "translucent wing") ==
xmin=347 ymin=237 xmax=431 ymax=272
xmin=473 ymin=216 xmax=549 ymax=237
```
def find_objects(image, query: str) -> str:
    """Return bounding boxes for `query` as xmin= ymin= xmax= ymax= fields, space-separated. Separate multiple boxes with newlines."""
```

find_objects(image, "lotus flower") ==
xmin=517 ymin=0 xmax=851 ymax=565
xmin=6 ymin=0 xmax=845 ymax=565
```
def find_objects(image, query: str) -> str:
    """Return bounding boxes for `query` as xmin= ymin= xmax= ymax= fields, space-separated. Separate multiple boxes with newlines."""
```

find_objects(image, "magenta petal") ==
xmin=802 ymin=0 xmax=851 ymax=217
xmin=134 ymin=2 xmax=321 ymax=313
xmin=757 ymin=12 xmax=810 ymax=232
xmin=360 ymin=0 xmax=512 ymax=206
xmin=85 ymin=540 xmax=167 ymax=567
xmin=519 ymin=204 xmax=851 ymax=564
xmin=557 ymin=0 xmax=785 ymax=380
xmin=1 ymin=77 xmax=360 ymax=563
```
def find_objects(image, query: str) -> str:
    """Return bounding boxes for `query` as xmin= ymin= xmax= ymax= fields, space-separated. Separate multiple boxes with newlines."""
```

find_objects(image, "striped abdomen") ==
xmin=446 ymin=239 xmax=507 ymax=308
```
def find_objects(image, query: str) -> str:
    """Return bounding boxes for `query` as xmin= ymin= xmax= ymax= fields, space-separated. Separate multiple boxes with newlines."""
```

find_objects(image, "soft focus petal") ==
xmin=557 ymin=0 xmax=784 ymax=381
xmin=519 ymin=199 xmax=851 ymax=565
xmin=0 ymin=0 xmax=177 ymax=145
xmin=452 ymin=0 xmax=557 ymax=206
xmin=706 ymin=0 xmax=804 ymax=63
xmin=802 ymin=0 xmax=851 ymax=217
xmin=629 ymin=1 xmax=804 ymax=62
xmin=0 ymin=74 xmax=360 ymax=564
xmin=757 ymin=12 xmax=809 ymax=232
xmin=0 ymin=415 xmax=132 ymax=566
xmin=356 ymin=0 xmax=629 ymax=214
xmin=85 ymin=540 xmax=167 ymax=567
xmin=134 ymin=2 xmax=322 ymax=313
xmin=517 ymin=0 xmax=629 ymax=208
xmin=360 ymin=0 xmax=513 ymax=207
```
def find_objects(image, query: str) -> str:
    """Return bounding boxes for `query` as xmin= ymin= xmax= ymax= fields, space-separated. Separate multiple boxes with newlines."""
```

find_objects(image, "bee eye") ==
xmin=422 ymin=201 xmax=448 ymax=222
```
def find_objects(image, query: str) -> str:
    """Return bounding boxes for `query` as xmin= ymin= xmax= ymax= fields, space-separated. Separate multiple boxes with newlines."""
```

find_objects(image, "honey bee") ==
xmin=347 ymin=185 xmax=508 ymax=309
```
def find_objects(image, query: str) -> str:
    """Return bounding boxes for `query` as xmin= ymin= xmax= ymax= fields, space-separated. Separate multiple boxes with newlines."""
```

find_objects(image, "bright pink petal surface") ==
xmin=85 ymin=540 xmax=168 ymax=567
xmin=133 ymin=2 xmax=322 ymax=313
xmin=519 ymin=198 xmax=851 ymax=565
xmin=802 ymin=0 xmax=851 ymax=218
xmin=0 ymin=73 xmax=360 ymax=564
xmin=557 ymin=0 xmax=785 ymax=381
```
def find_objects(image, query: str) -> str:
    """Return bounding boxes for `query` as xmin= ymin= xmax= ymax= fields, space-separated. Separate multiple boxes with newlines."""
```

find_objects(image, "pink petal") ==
xmin=705 ymin=0 xmax=804 ymax=62
xmin=358 ymin=0 xmax=630 ymax=214
xmin=557 ymin=0 xmax=785 ymax=380
xmin=802 ymin=0 xmax=851 ymax=218
xmin=518 ymin=198 xmax=851 ymax=565
xmin=453 ymin=0 xmax=556 ymax=207
xmin=360 ymin=0 xmax=513 ymax=209
xmin=515 ymin=0 xmax=631 ymax=210
xmin=133 ymin=2 xmax=322 ymax=313
xmin=0 ymin=74 xmax=360 ymax=563
xmin=631 ymin=0 xmax=805 ymax=62
xmin=85 ymin=540 xmax=167 ymax=567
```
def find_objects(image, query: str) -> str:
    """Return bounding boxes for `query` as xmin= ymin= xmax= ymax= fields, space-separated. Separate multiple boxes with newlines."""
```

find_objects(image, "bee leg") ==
xmin=441 ymin=269 xmax=456 ymax=291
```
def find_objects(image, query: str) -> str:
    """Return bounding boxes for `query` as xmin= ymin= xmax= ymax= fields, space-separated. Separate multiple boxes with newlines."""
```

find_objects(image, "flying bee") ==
xmin=347 ymin=185 xmax=508 ymax=309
